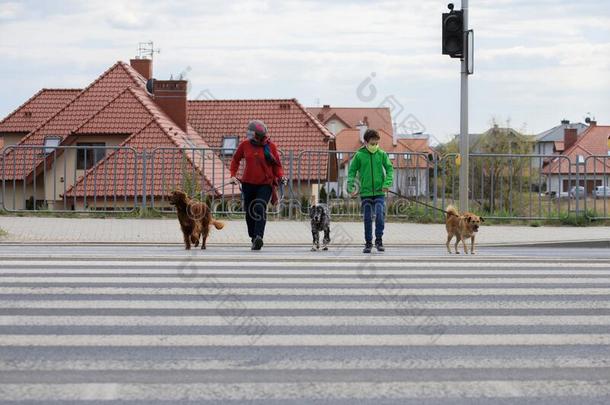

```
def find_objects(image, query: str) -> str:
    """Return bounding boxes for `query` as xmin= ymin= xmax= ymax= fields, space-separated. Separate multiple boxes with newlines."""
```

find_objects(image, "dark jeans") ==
xmin=241 ymin=182 xmax=272 ymax=240
xmin=361 ymin=195 xmax=385 ymax=244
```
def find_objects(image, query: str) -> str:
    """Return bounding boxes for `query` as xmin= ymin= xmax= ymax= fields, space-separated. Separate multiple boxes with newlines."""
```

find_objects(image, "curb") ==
xmin=1 ymin=240 xmax=609 ymax=248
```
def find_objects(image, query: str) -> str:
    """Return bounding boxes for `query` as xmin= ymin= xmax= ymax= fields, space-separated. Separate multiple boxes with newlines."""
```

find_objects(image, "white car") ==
xmin=569 ymin=186 xmax=586 ymax=198
xmin=594 ymin=186 xmax=610 ymax=199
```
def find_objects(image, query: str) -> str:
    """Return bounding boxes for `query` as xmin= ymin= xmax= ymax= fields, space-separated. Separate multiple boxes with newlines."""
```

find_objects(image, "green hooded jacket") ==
xmin=347 ymin=146 xmax=394 ymax=197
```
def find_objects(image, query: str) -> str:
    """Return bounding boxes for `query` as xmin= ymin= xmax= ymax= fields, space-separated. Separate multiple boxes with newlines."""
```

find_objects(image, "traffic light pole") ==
xmin=459 ymin=0 xmax=469 ymax=212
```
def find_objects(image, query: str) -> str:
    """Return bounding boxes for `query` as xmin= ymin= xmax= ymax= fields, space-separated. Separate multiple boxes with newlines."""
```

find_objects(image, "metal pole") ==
xmin=141 ymin=151 xmax=147 ymax=214
xmin=459 ymin=0 xmax=469 ymax=211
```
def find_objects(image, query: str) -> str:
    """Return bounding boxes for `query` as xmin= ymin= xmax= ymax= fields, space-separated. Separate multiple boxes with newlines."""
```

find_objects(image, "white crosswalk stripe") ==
xmin=1 ymin=254 xmax=609 ymax=403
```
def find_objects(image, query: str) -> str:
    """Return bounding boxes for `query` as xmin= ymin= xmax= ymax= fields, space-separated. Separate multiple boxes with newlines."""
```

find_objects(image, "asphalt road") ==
xmin=0 ymin=244 xmax=609 ymax=404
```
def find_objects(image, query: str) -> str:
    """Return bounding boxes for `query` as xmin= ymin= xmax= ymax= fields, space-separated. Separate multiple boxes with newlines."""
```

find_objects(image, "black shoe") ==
xmin=251 ymin=236 xmax=264 ymax=251
xmin=362 ymin=243 xmax=373 ymax=254
xmin=375 ymin=240 xmax=385 ymax=252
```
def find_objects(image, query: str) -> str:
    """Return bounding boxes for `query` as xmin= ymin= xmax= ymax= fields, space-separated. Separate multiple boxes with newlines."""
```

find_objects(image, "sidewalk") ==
xmin=1 ymin=216 xmax=610 ymax=246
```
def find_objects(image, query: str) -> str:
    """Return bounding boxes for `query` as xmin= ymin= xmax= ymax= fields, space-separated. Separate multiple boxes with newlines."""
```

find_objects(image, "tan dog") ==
xmin=169 ymin=190 xmax=225 ymax=250
xmin=445 ymin=205 xmax=484 ymax=254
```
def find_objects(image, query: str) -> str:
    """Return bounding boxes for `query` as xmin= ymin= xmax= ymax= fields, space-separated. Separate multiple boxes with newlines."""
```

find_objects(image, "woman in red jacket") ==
xmin=229 ymin=120 xmax=284 ymax=251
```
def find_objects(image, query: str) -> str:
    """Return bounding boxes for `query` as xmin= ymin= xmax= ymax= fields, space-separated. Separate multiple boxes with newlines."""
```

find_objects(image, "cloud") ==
xmin=0 ymin=1 xmax=23 ymax=20
xmin=0 ymin=0 xmax=608 ymax=143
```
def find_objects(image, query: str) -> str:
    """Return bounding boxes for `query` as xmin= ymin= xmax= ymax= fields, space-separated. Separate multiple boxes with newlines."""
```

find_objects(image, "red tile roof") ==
xmin=3 ymin=62 xmax=146 ymax=180
xmin=543 ymin=125 xmax=610 ymax=174
xmin=73 ymin=88 xmax=153 ymax=135
xmin=0 ymin=89 xmax=81 ymax=134
xmin=64 ymin=87 xmax=234 ymax=199
xmin=307 ymin=106 xmax=393 ymax=136
xmin=187 ymin=98 xmax=333 ymax=179
xmin=335 ymin=128 xmax=431 ymax=169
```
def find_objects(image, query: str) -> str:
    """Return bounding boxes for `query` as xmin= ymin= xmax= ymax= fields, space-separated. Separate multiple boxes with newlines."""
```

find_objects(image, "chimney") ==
xmin=590 ymin=120 xmax=597 ymax=127
xmin=564 ymin=127 xmax=578 ymax=151
xmin=561 ymin=119 xmax=570 ymax=125
xmin=153 ymin=80 xmax=188 ymax=132
xmin=130 ymin=58 xmax=153 ymax=81
xmin=322 ymin=104 xmax=330 ymax=109
xmin=356 ymin=120 xmax=367 ymax=144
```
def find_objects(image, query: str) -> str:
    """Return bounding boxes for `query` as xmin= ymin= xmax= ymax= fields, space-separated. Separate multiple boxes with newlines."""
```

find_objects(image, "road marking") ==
xmin=1 ymin=287 xmax=609 ymax=296
xmin=2 ymin=276 xmax=609 ymax=284
xmin=0 ymin=380 xmax=609 ymax=400
xmin=2 ymin=315 xmax=610 ymax=326
xmin=1 ymin=357 xmax=609 ymax=371
xmin=2 ymin=260 xmax=610 ymax=268
xmin=1 ymin=334 xmax=610 ymax=346
xmin=2 ymin=300 xmax=608 ymax=309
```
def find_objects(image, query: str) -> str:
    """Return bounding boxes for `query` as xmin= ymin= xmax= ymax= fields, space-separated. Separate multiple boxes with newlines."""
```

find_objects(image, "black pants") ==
xmin=241 ymin=182 xmax=272 ymax=240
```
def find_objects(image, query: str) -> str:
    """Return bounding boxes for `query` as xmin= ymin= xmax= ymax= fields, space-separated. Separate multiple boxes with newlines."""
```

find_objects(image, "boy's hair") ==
xmin=363 ymin=129 xmax=380 ymax=143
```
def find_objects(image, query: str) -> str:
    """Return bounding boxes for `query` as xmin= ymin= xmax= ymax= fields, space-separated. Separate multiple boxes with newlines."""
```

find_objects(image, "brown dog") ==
xmin=169 ymin=190 xmax=225 ymax=250
xmin=445 ymin=205 xmax=484 ymax=255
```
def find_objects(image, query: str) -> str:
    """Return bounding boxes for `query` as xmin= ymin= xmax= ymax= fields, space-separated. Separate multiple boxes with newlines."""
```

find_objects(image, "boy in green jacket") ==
xmin=347 ymin=129 xmax=394 ymax=253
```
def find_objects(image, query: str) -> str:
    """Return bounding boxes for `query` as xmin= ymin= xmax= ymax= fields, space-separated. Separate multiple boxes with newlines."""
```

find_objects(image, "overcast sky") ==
xmin=0 ymin=0 xmax=608 ymax=144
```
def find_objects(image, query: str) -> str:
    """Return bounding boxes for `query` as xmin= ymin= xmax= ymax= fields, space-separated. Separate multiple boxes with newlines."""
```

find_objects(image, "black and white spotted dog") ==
xmin=309 ymin=204 xmax=331 ymax=251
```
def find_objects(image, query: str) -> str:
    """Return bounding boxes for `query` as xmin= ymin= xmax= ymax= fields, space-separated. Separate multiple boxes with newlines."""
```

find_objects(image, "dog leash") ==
xmin=385 ymin=190 xmax=452 ymax=215
xmin=209 ymin=179 xmax=242 ymax=194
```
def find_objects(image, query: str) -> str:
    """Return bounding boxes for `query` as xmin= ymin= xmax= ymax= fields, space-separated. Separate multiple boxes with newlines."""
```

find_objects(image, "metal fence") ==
xmin=462 ymin=154 xmax=574 ymax=220
xmin=291 ymin=150 xmax=439 ymax=219
xmin=3 ymin=145 xmax=610 ymax=220
xmin=1 ymin=145 xmax=138 ymax=212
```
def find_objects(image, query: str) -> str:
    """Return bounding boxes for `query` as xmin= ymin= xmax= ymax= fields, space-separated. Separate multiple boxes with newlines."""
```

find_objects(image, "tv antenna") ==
xmin=137 ymin=41 xmax=160 ymax=60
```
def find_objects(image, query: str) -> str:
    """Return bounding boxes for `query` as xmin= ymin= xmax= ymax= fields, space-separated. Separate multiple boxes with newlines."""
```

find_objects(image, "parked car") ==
xmin=569 ymin=186 xmax=586 ymax=198
xmin=594 ymin=186 xmax=610 ymax=199
xmin=540 ymin=191 xmax=569 ymax=199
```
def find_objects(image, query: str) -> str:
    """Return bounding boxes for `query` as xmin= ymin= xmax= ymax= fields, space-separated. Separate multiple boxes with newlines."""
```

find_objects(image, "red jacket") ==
xmin=230 ymin=138 xmax=283 ymax=185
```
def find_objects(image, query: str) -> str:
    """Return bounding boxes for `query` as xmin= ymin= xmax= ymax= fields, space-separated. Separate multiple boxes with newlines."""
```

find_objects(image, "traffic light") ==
xmin=442 ymin=9 xmax=464 ymax=58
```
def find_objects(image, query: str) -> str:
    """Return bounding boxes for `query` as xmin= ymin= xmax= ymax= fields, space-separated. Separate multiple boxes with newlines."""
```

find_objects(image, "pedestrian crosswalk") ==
xmin=0 ymin=252 xmax=609 ymax=403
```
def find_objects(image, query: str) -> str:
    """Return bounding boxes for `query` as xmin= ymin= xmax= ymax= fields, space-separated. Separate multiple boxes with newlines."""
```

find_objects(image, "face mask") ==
xmin=366 ymin=144 xmax=379 ymax=154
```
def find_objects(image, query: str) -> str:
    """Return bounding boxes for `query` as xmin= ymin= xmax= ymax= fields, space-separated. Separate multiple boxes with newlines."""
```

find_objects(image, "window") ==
xmin=43 ymin=137 xmax=61 ymax=155
xmin=388 ymin=153 xmax=396 ymax=160
xmin=221 ymin=136 xmax=238 ymax=156
xmin=76 ymin=143 xmax=105 ymax=170
xmin=404 ymin=153 xmax=412 ymax=160
xmin=328 ymin=121 xmax=338 ymax=135
xmin=577 ymin=155 xmax=585 ymax=164
xmin=607 ymin=137 xmax=610 ymax=156
xmin=336 ymin=152 xmax=344 ymax=160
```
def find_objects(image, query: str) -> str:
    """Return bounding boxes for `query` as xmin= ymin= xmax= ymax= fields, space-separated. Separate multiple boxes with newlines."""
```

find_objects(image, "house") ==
xmin=186 ymin=98 xmax=334 ymax=198
xmin=534 ymin=119 xmax=588 ymax=166
xmin=307 ymin=105 xmax=393 ymax=136
xmin=451 ymin=125 xmax=536 ymax=154
xmin=334 ymin=127 xmax=435 ymax=197
xmin=0 ymin=88 xmax=81 ymax=149
xmin=0 ymin=57 xmax=335 ymax=211
xmin=543 ymin=121 xmax=610 ymax=195
xmin=0 ymin=58 xmax=231 ymax=211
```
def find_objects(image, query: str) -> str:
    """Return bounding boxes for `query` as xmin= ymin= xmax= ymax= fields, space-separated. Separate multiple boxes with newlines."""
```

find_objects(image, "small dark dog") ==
xmin=309 ymin=204 xmax=331 ymax=251
xmin=169 ymin=190 xmax=225 ymax=250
